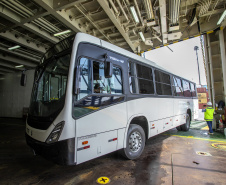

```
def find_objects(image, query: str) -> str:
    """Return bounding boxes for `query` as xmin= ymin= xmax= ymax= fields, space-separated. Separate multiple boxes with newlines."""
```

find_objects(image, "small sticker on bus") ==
xmin=78 ymin=134 xmax=97 ymax=141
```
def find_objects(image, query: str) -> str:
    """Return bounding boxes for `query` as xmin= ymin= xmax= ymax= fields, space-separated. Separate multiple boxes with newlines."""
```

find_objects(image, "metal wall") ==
xmin=0 ymin=70 xmax=34 ymax=118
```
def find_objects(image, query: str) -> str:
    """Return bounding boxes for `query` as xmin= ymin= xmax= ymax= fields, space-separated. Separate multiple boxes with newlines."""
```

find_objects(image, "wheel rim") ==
xmin=129 ymin=131 xmax=142 ymax=153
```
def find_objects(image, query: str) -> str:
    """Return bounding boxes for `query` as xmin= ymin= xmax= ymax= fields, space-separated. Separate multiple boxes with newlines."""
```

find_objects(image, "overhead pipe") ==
xmin=116 ymin=0 xmax=129 ymax=21
xmin=1 ymin=1 xmax=30 ymax=18
xmin=108 ymin=0 xmax=120 ymax=17
xmin=125 ymin=0 xmax=130 ymax=6
xmin=144 ymin=0 xmax=155 ymax=20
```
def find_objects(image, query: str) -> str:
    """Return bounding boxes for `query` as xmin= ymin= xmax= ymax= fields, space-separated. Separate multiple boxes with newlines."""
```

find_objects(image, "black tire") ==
xmin=121 ymin=124 xmax=145 ymax=160
xmin=176 ymin=126 xmax=182 ymax=131
xmin=180 ymin=114 xmax=191 ymax=131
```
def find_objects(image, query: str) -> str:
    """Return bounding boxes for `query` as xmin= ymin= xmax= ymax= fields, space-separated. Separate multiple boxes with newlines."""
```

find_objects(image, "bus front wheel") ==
xmin=121 ymin=124 xmax=145 ymax=160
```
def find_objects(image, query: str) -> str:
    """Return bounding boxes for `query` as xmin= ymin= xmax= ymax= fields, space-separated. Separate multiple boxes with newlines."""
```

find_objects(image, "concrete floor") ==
xmin=0 ymin=118 xmax=226 ymax=185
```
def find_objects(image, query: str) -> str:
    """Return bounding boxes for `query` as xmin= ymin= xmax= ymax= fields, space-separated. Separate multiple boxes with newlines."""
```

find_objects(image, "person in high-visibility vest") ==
xmin=203 ymin=102 xmax=215 ymax=134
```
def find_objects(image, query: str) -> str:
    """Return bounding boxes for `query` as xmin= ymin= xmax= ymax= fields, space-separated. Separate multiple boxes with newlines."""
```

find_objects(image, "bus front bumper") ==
xmin=25 ymin=133 xmax=75 ymax=165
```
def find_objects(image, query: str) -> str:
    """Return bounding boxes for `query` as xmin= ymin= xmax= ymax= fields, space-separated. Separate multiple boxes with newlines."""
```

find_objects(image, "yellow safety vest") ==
xmin=204 ymin=107 xmax=214 ymax=121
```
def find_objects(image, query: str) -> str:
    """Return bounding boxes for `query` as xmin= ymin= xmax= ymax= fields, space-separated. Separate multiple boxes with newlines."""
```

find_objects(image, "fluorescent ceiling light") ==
xmin=130 ymin=6 xmax=140 ymax=23
xmin=217 ymin=10 xmax=226 ymax=25
xmin=138 ymin=32 xmax=145 ymax=42
xmin=15 ymin=65 xmax=24 ymax=68
xmin=8 ymin=45 xmax=20 ymax=50
xmin=53 ymin=30 xmax=71 ymax=36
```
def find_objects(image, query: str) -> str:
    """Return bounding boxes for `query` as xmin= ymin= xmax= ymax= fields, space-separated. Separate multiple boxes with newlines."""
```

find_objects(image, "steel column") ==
xmin=219 ymin=29 xmax=226 ymax=103
xmin=206 ymin=34 xmax=215 ymax=107
xmin=203 ymin=34 xmax=212 ymax=102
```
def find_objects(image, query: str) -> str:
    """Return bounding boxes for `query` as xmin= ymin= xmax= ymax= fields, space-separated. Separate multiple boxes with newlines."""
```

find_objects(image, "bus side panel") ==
xmin=117 ymin=128 xmax=126 ymax=149
xmin=126 ymin=97 xmax=174 ymax=138
xmin=193 ymin=99 xmax=199 ymax=120
xmin=173 ymin=98 xmax=187 ymax=126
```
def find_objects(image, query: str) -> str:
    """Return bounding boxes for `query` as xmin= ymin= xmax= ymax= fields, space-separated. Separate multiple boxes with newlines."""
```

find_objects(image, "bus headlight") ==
xmin=46 ymin=121 xmax=65 ymax=144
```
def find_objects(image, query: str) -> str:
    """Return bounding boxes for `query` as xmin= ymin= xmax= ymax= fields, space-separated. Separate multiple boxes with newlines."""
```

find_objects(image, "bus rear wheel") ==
xmin=121 ymin=124 xmax=145 ymax=160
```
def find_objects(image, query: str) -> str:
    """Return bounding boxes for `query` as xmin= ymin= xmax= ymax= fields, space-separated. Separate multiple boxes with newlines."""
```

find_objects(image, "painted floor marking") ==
xmin=164 ymin=133 xmax=226 ymax=143
xmin=96 ymin=177 xmax=110 ymax=184
xmin=201 ymin=126 xmax=209 ymax=130
xmin=211 ymin=143 xmax=226 ymax=151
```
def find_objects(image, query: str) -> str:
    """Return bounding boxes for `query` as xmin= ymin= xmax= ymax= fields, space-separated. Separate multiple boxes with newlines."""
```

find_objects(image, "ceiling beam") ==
xmin=0 ymin=46 xmax=40 ymax=63
xmin=0 ymin=5 xmax=59 ymax=44
xmin=0 ymin=71 xmax=7 ymax=75
xmin=33 ymin=0 xmax=86 ymax=33
xmin=74 ymin=4 xmax=112 ymax=42
xmin=0 ymin=54 xmax=37 ymax=68
xmin=0 ymin=31 xmax=46 ymax=53
xmin=180 ymin=0 xmax=199 ymax=8
xmin=0 ymin=60 xmax=24 ymax=71
xmin=97 ymin=0 xmax=136 ymax=52
xmin=52 ymin=0 xmax=88 ymax=11
xmin=0 ymin=67 xmax=17 ymax=73
xmin=199 ymin=8 xmax=225 ymax=17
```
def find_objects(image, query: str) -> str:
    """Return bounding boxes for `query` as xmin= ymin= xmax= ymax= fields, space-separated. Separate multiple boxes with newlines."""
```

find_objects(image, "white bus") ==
xmin=25 ymin=33 xmax=198 ymax=165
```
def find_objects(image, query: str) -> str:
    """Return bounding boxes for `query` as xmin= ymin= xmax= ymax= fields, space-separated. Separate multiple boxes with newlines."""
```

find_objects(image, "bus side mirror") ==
xmin=104 ymin=61 xmax=113 ymax=78
xmin=74 ymin=66 xmax=81 ymax=94
xmin=20 ymin=73 xmax=27 ymax=86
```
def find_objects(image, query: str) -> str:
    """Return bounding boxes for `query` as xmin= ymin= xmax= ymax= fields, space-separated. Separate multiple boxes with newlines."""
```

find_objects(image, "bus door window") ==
xmin=77 ymin=58 xmax=92 ymax=100
xmin=93 ymin=61 xmax=123 ymax=94
xmin=172 ymin=77 xmax=183 ymax=96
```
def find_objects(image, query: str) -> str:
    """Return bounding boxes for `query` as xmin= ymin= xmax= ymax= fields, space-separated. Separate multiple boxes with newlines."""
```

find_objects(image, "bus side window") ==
xmin=172 ymin=76 xmax=183 ymax=96
xmin=136 ymin=64 xmax=154 ymax=94
xmin=155 ymin=70 xmax=172 ymax=95
xmin=183 ymin=80 xmax=191 ymax=97
xmin=128 ymin=62 xmax=137 ymax=93
xmin=190 ymin=83 xmax=196 ymax=97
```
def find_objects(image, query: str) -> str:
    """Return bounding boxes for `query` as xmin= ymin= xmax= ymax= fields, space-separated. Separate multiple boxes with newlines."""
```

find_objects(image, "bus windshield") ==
xmin=29 ymin=54 xmax=70 ymax=118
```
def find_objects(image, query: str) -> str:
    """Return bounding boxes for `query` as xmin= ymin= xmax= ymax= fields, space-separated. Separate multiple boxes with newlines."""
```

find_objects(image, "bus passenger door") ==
xmin=73 ymin=54 xmax=127 ymax=164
